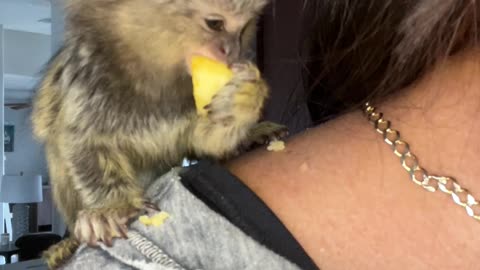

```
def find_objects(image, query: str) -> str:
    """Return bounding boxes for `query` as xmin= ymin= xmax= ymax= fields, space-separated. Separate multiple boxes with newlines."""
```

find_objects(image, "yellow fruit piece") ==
xmin=138 ymin=212 xmax=170 ymax=227
xmin=267 ymin=140 xmax=286 ymax=152
xmin=191 ymin=56 xmax=233 ymax=115
xmin=150 ymin=212 xmax=170 ymax=226
xmin=139 ymin=215 xmax=152 ymax=225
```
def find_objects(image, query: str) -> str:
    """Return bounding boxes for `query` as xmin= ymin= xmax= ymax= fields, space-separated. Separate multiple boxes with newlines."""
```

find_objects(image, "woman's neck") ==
xmin=378 ymin=47 xmax=480 ymax=189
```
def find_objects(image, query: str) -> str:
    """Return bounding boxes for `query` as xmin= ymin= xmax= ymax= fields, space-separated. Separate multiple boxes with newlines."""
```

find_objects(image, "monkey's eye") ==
xmin=205 ymin=19 xmax=225 ymax=32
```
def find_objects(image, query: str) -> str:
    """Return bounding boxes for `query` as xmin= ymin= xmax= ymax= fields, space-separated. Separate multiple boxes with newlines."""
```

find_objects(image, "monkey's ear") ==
xmin=240 ymin=19 xmax=258 ymax=49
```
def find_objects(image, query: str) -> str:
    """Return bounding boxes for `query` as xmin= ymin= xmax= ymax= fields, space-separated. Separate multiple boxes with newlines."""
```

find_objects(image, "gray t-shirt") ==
xmin=61 ymin=164 xmax=310 ymax=270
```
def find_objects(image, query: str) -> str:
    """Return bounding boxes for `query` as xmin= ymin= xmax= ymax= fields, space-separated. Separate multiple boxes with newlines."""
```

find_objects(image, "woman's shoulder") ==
xmin=227 ymin=112 xmax=377 ymax=195
xmin=226 ymin=112 xmax=382 ymax=266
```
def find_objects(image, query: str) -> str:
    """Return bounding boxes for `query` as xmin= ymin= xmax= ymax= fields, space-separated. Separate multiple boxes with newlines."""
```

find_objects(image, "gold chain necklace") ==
xmin=363 ymin=102 xmax=480 ymax=221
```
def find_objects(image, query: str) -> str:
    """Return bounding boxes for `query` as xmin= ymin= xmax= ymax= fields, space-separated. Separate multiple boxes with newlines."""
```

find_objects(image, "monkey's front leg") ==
xmin=67 ymin=144 xmax=151 ymax=247
xmin=189 ymin=62 xmax=268 ymax=158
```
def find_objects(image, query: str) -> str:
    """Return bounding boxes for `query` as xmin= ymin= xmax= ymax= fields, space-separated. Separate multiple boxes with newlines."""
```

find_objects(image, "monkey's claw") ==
xmin=231 ymin=62 xmax=259 ymax=81
xmin=74 ymin=207 xmax=140 ymax=247
xmin=143 ymin=201 xmax=161 ymax=216
xmin=245 ymin=121 xmax=289 ymax=146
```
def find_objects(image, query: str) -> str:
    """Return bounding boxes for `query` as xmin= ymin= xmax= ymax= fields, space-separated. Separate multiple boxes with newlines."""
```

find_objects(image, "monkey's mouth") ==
xmin=185 ymin=50 xmax=228 ymax=75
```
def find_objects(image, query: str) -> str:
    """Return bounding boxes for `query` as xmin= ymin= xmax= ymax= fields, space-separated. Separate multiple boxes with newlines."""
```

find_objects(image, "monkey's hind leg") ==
xmin=43 ymin=238 xmax=80 ymax=270
xmin=42 ymin=145 xmax=84 ymax=269
xmin=65 ymin=143 xmax=159 ymax=247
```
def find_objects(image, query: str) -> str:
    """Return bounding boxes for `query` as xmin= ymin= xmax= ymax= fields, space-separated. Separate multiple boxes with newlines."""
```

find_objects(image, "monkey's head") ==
xmin=169 ymin=0 xmax=270 ymax=72
xmin=66 ymin=0 xmax=269 ymax=75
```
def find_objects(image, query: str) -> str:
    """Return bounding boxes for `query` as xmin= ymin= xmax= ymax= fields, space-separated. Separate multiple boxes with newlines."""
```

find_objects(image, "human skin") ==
xmin=227 ymin=47 xmax=480 ymax=269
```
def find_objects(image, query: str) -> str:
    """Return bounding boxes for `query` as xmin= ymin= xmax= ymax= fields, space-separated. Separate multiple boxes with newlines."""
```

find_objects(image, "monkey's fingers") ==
xmin=117 ymin=208 xmax=142 ymax=225
xmin=85 ymin=214 xmax=107 ymax=247
xmin=120 ymin=224 xmax=129 ymax=239
xmin=74 ymin=213 xmax=98 ymax=247
xmin=205 ymin=87 xmax=236 ymax=125
xmin=231 ymin=61 xmax=259 ymax=82
xmin=248 ymin=122 xmax=289 ymax=145
xmin=143 ymin=201 xmax=161 ymax=211
xmin=74 ymin=207 xmax=140 ymax=249
xmin=107 ymin=215 xmax=128 ymax=240
xmin=105 ymin=208 xmax=139 ymax=241
xmin=98 ymin=215 xmax=114 ymax=247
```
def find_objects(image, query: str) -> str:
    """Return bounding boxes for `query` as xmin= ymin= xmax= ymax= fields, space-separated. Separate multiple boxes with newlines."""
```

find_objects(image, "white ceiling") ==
xmin=1 ymin=0 xmax=52 ymax=99
xmin=0 ymin=0 xmax=51 ymax=35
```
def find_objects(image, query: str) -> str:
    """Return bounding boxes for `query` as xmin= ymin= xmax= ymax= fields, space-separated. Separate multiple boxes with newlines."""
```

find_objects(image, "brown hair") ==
xmin=302 ymin=0 xmax=480 ymax=123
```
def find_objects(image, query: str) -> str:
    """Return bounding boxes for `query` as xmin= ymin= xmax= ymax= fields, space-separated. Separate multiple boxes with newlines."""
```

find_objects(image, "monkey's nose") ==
xmin=219 ymin=45 xmax=228 ymax=56
xmin=221 ymin=44 xmax=240 ymax=65
xmin=218 ymin=45 xmax=232 ymax=61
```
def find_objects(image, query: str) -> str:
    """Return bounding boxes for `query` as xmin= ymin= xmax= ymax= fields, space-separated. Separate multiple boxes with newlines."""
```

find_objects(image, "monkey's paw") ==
xmin=247 ymin=121 xmax=289 ymax=145
xmin=204 ymin=61 xmax=267 ymax=127
xmin=74 ymin=207 xmax=138 ymax=247
xmin=73 ymin=202 xmax=156 ymax=246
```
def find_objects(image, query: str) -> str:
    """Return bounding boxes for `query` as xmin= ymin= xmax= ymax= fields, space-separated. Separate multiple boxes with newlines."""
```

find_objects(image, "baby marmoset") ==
xmin=32 ymin=0 xmax=284 ymax=268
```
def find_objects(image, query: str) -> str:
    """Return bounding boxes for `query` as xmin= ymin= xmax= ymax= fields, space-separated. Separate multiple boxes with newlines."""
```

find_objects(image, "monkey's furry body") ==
xmin=31 ymin=0 xmax=277 ymax=268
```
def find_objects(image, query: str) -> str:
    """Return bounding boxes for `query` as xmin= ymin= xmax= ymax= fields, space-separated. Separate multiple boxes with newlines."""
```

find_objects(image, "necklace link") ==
xmin=363 ymin=102 xmax=480 ymax=221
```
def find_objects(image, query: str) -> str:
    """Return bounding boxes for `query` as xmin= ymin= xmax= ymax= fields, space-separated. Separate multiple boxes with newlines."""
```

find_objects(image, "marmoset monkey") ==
xmin=32 ymin=0 xmax=284 ymax=268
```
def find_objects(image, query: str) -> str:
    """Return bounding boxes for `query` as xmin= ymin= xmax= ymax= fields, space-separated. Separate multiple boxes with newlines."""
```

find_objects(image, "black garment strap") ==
xmin=180 ymin=160 xmax=319 ymax=270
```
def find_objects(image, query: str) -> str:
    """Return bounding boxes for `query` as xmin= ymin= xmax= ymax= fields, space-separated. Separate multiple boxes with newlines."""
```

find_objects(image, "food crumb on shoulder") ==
xmin=267 ymin=140 xmax=286 ymax=152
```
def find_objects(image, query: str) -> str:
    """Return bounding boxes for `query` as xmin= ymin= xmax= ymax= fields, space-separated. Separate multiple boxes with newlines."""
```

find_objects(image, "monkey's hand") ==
xmin=204 ymin=61 xmax=266 ymax=126
xmin=190 ymin=61 xmax=268 ymax=158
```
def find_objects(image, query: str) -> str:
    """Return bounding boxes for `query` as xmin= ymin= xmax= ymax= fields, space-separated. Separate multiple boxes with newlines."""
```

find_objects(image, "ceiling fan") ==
xmin=5 ymin=102 xmax=31 ymax=110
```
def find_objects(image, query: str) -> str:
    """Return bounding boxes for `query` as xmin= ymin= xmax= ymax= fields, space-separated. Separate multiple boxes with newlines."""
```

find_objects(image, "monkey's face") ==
xmin=179 ymin=0 xmax=269 ymax=72
xmin=102 ymin=0 xmax=268 ymax=74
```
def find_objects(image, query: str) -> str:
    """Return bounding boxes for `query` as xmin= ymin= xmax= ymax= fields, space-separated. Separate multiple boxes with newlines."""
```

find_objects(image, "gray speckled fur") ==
xmin=62 ymin=168 xmax=301 ymax=270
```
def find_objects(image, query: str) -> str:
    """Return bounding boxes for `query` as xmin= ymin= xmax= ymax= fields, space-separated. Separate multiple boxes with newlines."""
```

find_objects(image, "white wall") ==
xmin=4 ymin=107 xmax=48 ymax=179
xmin=0 ymin=25 xmax=5 ymax=235
xmin=0 ymin=0 xmax=51 ymax=35
xmin=0 ymin=26 xmax=5 ymax=179
xmin=51 ymin=0 xmax=65 ymax=54
xmin=4 ymin=29 xmax=51 ymax=77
